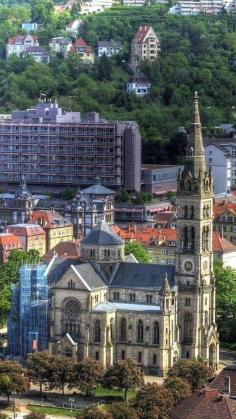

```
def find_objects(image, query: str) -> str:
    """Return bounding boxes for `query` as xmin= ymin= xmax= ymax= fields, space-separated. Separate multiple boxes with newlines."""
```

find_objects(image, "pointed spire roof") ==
xmin=81 ymin=221 xmax=123 ymax=246
xmin=193 ymin=91 xmax=206 ymax=178
xmin=160 ymin=272 xmax=171 ymax=294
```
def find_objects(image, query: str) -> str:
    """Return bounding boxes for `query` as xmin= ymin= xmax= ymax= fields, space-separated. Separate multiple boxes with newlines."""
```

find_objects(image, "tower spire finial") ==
xmin=193 ymin=91 xmax=206 ymax=178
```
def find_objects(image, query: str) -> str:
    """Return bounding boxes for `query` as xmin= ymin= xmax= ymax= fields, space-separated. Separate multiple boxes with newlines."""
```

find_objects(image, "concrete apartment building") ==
xmin=0 ymin=100 xmax=141 ymax=192
xmin=141 ymin=164 xmax=184 ymax=196
xmin=169 ymin=0 xmax=234 ymax=15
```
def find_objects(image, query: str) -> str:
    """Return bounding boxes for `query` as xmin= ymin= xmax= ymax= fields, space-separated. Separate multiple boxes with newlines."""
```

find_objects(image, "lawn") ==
xmin=94 ymin=385 xmax=135 ymax=400
xmin=29 ymin=405 xmax=81 ymax=417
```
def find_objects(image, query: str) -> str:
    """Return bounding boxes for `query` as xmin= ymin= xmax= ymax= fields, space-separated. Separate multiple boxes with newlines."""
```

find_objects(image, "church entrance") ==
xmin=209 ymin=343 xmax=216 ymax=368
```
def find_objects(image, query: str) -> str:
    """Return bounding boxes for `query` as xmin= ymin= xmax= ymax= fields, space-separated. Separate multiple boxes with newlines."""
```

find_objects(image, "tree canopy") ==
xmin=124 ymin=242 xmax=150 ymax=263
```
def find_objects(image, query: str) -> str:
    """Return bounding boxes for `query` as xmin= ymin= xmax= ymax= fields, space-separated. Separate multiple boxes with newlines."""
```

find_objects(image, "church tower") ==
xmin=175 ymin=92 xmax=219 ymax=367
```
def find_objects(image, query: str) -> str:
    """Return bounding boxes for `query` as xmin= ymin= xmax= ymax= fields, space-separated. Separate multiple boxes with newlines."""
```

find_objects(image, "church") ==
xmin=49 ymin=93 xmax=219 ymax=375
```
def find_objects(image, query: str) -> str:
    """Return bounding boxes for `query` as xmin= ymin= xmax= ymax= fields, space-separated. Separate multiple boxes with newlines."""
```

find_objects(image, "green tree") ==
xmin=70 ymin=358 xmax=104 ymax=396
xmin=0 ymin=361 xmax=28 ymax=403
xmin=124 ymin=242 xmax=150 ymax=263
xmin=78 ymin=406 xmax=113 ymax=419
xmin=167 ymin=359 xmax=214 ymax=390
xmin=132 ymin=383 xmax=174 ymax=419
xmin=97 ymin=55 xmax=113 ymax=81
xmin=48 ymin=355 xmax=74 ymax=394
xmin=27 ymin=352 xmax=53 ymax=394
xmin=31 ymin=0 xmax=53 ymax=23
xmin=102 ymin=359 xmax=144 ymax=400
xmin=108 ymin=402 xmax=139 ymax=419
xmin=164 ymin=376 xmax=191 ymax=405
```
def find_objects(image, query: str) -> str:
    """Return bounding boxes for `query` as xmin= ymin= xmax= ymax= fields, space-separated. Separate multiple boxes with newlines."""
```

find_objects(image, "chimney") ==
xmin=224 ymin=375 xmax=231 ymax=395
xmin=204 ymin=388 xmax=219 ymax=399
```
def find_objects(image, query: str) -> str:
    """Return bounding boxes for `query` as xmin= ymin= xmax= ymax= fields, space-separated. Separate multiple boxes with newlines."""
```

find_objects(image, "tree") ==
xmin=167 ymin=359 xmax=214 ymax=390
xmin=70 ymin=358 xmax=104 ymax=396
xmin=97 ymin=54 xmax=113 ymax=81
xmin=27 ymin=352 xmax=53 ymax=394
xmin=164 ymin=376 xmax=191 ymax=405
xmin=132 ymin=383 xmax=174 ymax=419
xmin=25 ymin=413 xmax=46 ymax=419
xmin=48 ymin=355 xmax=74 ymax=394
xmin=0 ymin=361 xmax=28 ymax=403
xmin=78 ymin=405 xmax=113 ymax=419
xmin=102 ymin=359 xmax=144 ymax=400
xmin=214 ymin=261 xmax=236 ymax=324
xmin=31 ymin=0 xmax=53 ymax=24
xmin=108 ymin=402 xmax=139 ymax=419
xmin=124 ymin=242 xmax=150 ymax=264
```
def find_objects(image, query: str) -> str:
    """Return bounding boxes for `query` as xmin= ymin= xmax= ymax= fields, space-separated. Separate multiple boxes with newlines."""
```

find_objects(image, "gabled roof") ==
xmin=169 ymin=388 xmax=236 ymax=419
xmin=133 ymin=25 xmax=157 ymax=43
xmin=30 ymin=209 xmax=72 ymax=229
xmin=0 ymin=233 xmax=22 ymax=248
xmin=111 ymin=262 xmax=175 ymax=289
xmin=81 ymin=221 xmax=123 ymax=246
xmin=7 ymin=35 xmax=38 ymax=45
xmin=81 ymin=181 xmax=115 ymax=195
xmin=24 ymin=46 xmax=49 ymax=55
xmin=44 ymin=240 xmax=80 ymax=262
xmin=46 ymin=257 xmax=78 ymax=285
xmin=210 ymin=365 xmax=236 ymax=397
xmin=72 ymin=263 xmax=107 ymax=290
xmin=214 ymin=202 xmax=236 ymax=219
xmin=213 ymin=232 xmax=236 ymax=253
xmin=71 ymin=38 xmax=93 ymax=54
xmin=6 ymin=223 xmax=45 ymax=237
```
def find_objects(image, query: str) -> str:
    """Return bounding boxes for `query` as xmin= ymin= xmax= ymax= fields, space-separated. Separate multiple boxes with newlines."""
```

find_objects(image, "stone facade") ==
xmin=49 ymin=93 xmax=219 ymax=375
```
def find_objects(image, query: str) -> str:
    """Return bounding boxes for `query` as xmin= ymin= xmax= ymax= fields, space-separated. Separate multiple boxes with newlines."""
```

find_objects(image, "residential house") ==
xmin=123 ymin=0 xmax=145 ymax=5
xmin=98 ymin=40 xmax=122 ymax=57
xmin=44 ymin=240 xmax=80 ymax=263
xmin=0 ymin=233 xmax=23 ymax=263
xmin=66 ymin=19 xmax=83 ymax=36
xmin=169 ymin=388 xmax=236 ymax=419
xmin=154 ymin=212 xmax=177 ymax=229
xmin=70 ymin=38 xmax=94 ymax=63
xmin=21 ymin=22 xmax=43 ymax=32
xmin=130 ymin=25 xmax=160 ymax=72
xmin=141 ymin=164 xmax=184 ymax=196
xmin=6 ymin=224 xmax=46 ymax=256
xmin=79 ymin=0 xmax=114 ymax=14
xmin=30 ymin=209 xmax=73 ymax=252
xmin=6 ymin=35 xmax=39 ymax=58
xmin=213 ymin=201 xmax=236 ymax=244
xmin=49 ymin=37 xmax=72 ymax=56
xmin=22 ymin=46 xmax=50 ymax=64
xmin=204 ymin=143 xmax=231 ymax=194
xmin=213 ymin=232 xmax=236 ymax=269
xmin=127 ymin=73 xmax=151 ymax=96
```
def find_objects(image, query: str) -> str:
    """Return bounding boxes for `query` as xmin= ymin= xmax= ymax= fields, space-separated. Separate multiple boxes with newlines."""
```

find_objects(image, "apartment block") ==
xmin=0 ymin=100 xmax=141 ymax=191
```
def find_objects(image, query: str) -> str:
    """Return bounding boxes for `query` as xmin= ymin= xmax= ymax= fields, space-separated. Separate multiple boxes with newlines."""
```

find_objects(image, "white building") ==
xmin=98 ymin=40 xmax=122 ymax=57
xmin=127 ymin=78 xmax=151 ymax=96
xmin=49 ymin=37 xmax=72 ymax=56
xmin=22 ymin=46 xmax=50 ymax=64
xmin=213 ymin=232 xmax=236 ymax=269
xmin=80 ymin=0 xmax=114 ymax=14
xmin=169 ymin=0 xmax=233 ymax=15
xmin=6 ymin=35 xmax=39 ymax=58
xmin=123 ymin=0 xmax=146 ymax=5
xmin=204 ymin=144 xmax=231 ymax=194
xmin=65 ymin=19 xmax=83 ymax=36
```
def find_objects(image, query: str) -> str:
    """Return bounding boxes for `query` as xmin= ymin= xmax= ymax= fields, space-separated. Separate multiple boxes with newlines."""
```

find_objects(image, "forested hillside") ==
xmin=1 ymin=2 xmax=236 ymax=162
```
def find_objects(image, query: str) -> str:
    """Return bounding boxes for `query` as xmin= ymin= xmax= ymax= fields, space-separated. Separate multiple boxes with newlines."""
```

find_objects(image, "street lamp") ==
xmin=12 ymin=391 xmax=16 ymax=419
xmin=69 ymin=397 xmax=75 ymax=412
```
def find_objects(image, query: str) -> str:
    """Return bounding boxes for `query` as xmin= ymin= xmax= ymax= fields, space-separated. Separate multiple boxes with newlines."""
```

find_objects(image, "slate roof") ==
xmin=168 ymin=388 xmax=236 ymax=419
xmin=72 ymin=263 xmax=107 ymax=290
xmin=46 ymin=257 xmax=78 ymax=285
xmin=81 ymin=221 xmax=123 ymax=246
xmin=98 ymin=40 xmax=122 ymax=49
xmin=92 ymin=301 xmax=161 ymax=313
xmin=111 ymin=262 xmax=175 ymax=289
xmin=81 ymin=183 xmax=115 ymax=195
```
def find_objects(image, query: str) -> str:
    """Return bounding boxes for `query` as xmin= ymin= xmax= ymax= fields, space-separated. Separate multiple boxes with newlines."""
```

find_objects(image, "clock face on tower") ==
xmin=184 ymin=260 xmax=193 ymax=272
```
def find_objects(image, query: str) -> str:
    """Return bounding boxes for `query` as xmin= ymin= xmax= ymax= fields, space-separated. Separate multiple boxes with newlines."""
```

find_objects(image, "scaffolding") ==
xmin=8 ymin=263 xmax=49 ymax=358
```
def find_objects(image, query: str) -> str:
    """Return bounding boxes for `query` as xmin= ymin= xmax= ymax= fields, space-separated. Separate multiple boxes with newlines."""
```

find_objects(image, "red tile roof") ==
xmin=112 ymin=226 xmax=176 ymax=246
xmin=213 ymin=232 xmax=236 ymax=253
xmin=70 ymin=38 xmax=93 ymax=54
xmin=134 ymin=25 xmax=152 ymax=43
xmin=210 ymin=365 xmax=236 ymax=398
xmin=6 ymin=224 xmax=45 ymax=237
xmin=0 ymin=233 xmax=22 ymax=248
xmin=7 ymin=35 xmax=38 ymax=45
xmin=44 ymin=240 xmax=80 ymax=262
xmin=30 ymin=210 xmax=72 ymax=230
xmin=214 ymin=202 xmax=236 ymax=219
xmin=169 ymin=388 xmax=236 ymax=419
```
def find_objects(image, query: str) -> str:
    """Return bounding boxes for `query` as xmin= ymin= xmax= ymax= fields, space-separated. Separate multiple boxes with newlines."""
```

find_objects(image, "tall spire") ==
xmin=193 ymin=92 xmax=206 ymax=178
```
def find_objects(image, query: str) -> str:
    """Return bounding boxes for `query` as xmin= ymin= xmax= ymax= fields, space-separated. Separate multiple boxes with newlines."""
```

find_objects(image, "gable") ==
xmin=53 ymin=265 xmax=90 ymax=291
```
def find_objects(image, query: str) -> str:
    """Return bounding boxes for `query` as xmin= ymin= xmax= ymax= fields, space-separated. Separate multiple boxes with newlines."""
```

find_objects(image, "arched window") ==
xmin=186 ymin=181 xmax=192 ymax=192
xmin=202 ymin=227 xmax=206 ymax=250
xmin=205 ymin=311 xmax=208 ymax=326
xmin=183 ymin=227 xmax=188 ymax=251
xmin=120 ymin=318 xmax=127 ymax=341
xmin=190 ymin=206 xmax=194 ymax=219
xmin=183 ymin=313 xmax=193 ymax=345
xmin=94 ymin=319 xmax=101 ymax=342
xmin=137 ymin=320 xmax=144 ymax=342
xmin=153 ymin=321 xmax=159 ymax=345
xmin=206 ymin=226 xmax=209 ymax=250
xmin=190 ymin=227 xmax=195 ymax=252
xmin=184 ymin=205 xmax=188 ymax=219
